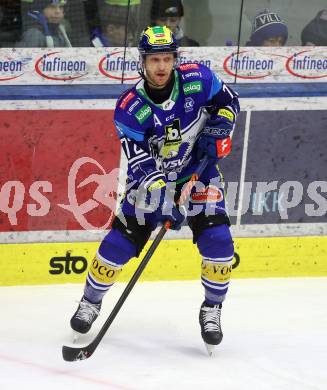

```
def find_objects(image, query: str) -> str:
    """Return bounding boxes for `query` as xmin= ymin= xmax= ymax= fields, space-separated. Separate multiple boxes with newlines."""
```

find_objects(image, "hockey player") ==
xmin=70 ymin=25 xmax=240 ymax=354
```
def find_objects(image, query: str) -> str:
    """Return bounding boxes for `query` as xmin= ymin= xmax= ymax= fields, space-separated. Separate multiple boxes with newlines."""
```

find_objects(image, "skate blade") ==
xmin=204 ymin=343 xmax=216 ymax=357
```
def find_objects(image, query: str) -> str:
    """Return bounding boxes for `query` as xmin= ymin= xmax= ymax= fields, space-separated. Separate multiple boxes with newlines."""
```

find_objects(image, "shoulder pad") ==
xmin=114 ymin=96 xmax=152 ymax=142
xmin=177 ymin=62 xmax=213 ymax=81
xmin=116 ymin=87 xmax=137 ymax=110
xmin=116 ymin=85 xmax=150 ymax=118
xmin=178 ymin=63 xmax=216 ymax=98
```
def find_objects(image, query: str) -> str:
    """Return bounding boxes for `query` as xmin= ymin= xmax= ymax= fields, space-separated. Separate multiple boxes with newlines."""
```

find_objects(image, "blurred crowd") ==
xmin=0 ymin=0 xmax=326 ymax=48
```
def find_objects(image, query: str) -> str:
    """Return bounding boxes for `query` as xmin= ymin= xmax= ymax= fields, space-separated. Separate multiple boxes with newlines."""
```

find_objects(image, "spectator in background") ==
xmin=246 ymin=9 xmax=288 ymax=47
xmin=0 ymin=0 xmax=21 ymax=47
xmin=17 ymin=0 xmax=72 ymax=47
xmin=91 ymin=3 xmax=135 ymax=47
xmin=151 ymin=0 xmax=199 ymax=46
xmin=301 ymin=9 xmax=327 ymax=46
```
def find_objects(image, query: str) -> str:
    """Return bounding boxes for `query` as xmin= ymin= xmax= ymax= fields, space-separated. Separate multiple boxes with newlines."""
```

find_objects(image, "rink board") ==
xmin=0 ymin=96 xmax=326 ymax=239
xmin=1 ymin=236 xmax=326 ymax=286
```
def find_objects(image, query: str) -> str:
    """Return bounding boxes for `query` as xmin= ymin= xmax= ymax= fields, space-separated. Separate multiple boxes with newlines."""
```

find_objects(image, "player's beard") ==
xmin=146 ymin=71 xmax=173 ymax=89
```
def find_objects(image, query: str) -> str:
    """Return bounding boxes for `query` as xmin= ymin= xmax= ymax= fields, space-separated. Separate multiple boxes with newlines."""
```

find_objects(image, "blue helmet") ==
xmin=138 ymin=25 xmax=178 ymax=57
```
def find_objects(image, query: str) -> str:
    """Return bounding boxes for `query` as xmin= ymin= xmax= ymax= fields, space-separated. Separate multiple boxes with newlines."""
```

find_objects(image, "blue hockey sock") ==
xmin=84 ymin=229 xmax=137 ymax=303
xmin=197 ymin=224 xmax=234 ymax=305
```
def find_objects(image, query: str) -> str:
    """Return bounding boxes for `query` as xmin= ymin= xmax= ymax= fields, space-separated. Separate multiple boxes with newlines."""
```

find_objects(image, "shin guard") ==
xmin=197 ymin=224 xmax=234 ymax=305
xmin=84 ymin=229 xmax=137 ymax=303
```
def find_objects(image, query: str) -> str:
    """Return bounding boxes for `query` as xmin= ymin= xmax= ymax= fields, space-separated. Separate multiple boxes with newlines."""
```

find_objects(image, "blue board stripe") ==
xmin=0 ymin=82 xmax=326 ymax=100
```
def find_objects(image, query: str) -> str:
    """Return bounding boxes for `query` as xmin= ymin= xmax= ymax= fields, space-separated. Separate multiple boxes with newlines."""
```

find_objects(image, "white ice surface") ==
xmin=1 ymin=278 xmax=327 ymax=390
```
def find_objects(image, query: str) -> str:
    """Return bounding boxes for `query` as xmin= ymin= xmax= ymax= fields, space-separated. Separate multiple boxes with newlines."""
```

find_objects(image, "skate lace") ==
xmin=75 ymin=300 xmax=100 ymax=324
xmin=202 ymin=306 xmax=221 ymax=332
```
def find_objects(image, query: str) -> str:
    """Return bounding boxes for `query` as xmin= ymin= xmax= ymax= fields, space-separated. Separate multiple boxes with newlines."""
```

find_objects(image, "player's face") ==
xmin=43 ymin=5 xmax=65 ymax=24
xmin=144 ymin=53 xmax=175 ymax=88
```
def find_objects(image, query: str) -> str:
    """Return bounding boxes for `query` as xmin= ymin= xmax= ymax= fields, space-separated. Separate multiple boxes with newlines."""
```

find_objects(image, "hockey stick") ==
xmin=62 ymin=156 xmax=208 ymax=361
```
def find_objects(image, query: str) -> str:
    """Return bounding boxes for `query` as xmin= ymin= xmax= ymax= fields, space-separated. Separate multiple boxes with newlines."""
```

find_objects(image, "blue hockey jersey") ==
xmin=114 ymin=63 xmax=239 ymax=191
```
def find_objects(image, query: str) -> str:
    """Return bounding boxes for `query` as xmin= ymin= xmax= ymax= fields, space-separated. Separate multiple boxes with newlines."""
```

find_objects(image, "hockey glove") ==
xmin=197 ymin=117 xmax=233 ymax=164
xmin=158 ymin=200 xmax=185 ymax=231
xmin=143 ymin=179 xmax=186 ymax=230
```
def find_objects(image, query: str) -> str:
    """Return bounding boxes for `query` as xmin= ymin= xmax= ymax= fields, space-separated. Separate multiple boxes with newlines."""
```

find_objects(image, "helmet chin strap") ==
xmin=138 ymin=64 xmax=146 ymax=82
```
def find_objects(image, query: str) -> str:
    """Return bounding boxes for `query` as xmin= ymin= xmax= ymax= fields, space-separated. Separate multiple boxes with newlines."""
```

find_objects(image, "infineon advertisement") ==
xmin=0 ymin=47 xmax=326 ymax=84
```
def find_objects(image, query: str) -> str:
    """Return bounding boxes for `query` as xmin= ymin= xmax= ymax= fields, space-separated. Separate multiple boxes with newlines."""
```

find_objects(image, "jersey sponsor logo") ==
xmin=165 ymin=114 xmax=175 ymax=122
xmin=162 ymin=119 xmax=182 ymax=158
xmin=191 ymin=186 xmax=224 ymax=203
xmin=183 ymin=81 xmax=202 ymax=95
xmin=162 ymin=158 xmax=184 ymax=169
xmin=148 ymin=179 xmax=166 ymax=192
xmin=184 ymin=97 xmax=194 ymax=112
xmin=119 ymin=91 xmax=135 ymax=109
xmin=49 ymin=253 xmax=88 ymax=275
xmin=128 ymin=98 xmax=141 ymax=114
xmin=202 ymin=260 xmax=232 ymax=283
xmin=218 ymin=108 xmax=235 ymax=122
xmin=204 ymin=126 xmax=230 ymax=137
xmin=216 ymin=137 xmax=232 ymax=158
xmin=162 ymin=155 xmax=192 ymax=172
xmin=184 ymin=71 xmax=202 ymax=79
xmin=135 ymin=104 xmax=152 ymax=124
xmin=162 ymin=99 xmax=175 ymax=111
xmin=179 ymin=63 xmax=200 ymax=71
xmin=90 ymin=256 xmax=122 ymax=284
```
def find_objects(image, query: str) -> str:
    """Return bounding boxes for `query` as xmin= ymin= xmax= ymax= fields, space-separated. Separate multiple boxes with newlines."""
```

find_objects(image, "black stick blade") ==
xmin=62 ymin=344 xmax=94 ymax=362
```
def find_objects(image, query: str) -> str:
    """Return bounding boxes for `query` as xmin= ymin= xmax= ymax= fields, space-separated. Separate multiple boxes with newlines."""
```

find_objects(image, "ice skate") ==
xmin=70 ymin=296 xmax=101 ymax=335
xmin=199 ymin=301 xmax=223 ymax=356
